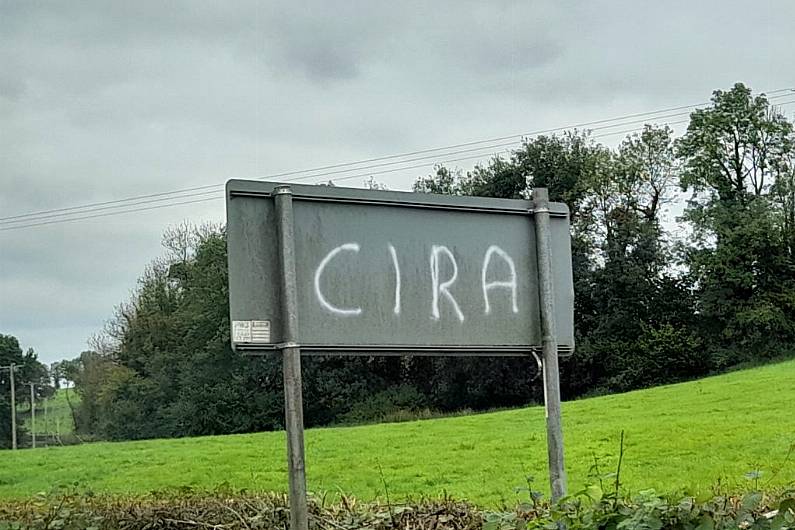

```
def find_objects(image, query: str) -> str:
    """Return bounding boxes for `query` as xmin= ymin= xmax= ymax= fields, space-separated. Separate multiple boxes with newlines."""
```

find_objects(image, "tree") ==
xmin=0 ymin=334 xmax=49 ymax=448
xmin=414 ymin=128 xmax=702 ymax=395
xmin=677 ymin=83 xmax=795 ymax=356
xmin=72 ymin=223 xmax=405 ymax=439
xmin=771 ymin=149 xmax=795 ymax=258
xmin=66 ymin=82 xmax=795 ymax=443
xmin=413 ymin=166 xmax=460 ymax=195
xmin=678 ymin=84 xmax=793 ymax=201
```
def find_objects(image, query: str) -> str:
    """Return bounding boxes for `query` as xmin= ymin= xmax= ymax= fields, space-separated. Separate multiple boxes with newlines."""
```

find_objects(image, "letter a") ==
xmin=314 ymin=243 xmax=362 ymax=316
xmin=481 ymin=245 xmax=518 ymax=314
xmin=430 ymin=245 xmax=464 ymax=322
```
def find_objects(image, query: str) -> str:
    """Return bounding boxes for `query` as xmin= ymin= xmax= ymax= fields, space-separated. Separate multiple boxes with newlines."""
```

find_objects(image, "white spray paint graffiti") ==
xmin=430 ymin=245 xmax=465 ymax=322
xmin=388 ymin=243 xmax=401 ymax=315
xmin=481 ymin=245 xmax=519 ymax=314
xmin=313 ymin=243 xmax=363 ymax=316
xmin=313 ymin=242 xmax=520 ymax=321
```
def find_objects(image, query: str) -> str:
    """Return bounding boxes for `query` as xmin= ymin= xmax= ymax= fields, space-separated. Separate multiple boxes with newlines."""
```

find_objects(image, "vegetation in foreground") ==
xmin=1 ymin=359 xmax=793 ymax=505
xmin=1 ymin=485 xmax=793 ymax=529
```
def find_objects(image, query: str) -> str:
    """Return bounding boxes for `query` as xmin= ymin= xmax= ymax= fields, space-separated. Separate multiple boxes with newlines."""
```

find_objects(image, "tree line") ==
xmin=22 ymin=83 xmax=795 ymax=443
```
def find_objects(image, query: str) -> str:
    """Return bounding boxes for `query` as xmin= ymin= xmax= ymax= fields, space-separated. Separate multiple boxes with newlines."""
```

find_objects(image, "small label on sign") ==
xmin=250 ymin=320 xmax=271 ymax=343
xmin=232 ymin=320 xmax=271 ymax=344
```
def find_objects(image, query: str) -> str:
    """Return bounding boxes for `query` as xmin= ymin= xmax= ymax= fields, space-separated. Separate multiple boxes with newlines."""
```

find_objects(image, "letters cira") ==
xmin=226 ymin=179 xmax=575 ymax=356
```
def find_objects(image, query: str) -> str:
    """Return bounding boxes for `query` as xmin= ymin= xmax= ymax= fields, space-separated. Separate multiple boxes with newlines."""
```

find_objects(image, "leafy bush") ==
xmin=617 ymin=324 xmax=708 ymax=389
xmin=508 ymin=485 xmax=795 ymax=530
xmin=1 ymin=485 xmax=793 ymax=530
xmin=338 ymin=384 xmax=429 ymax=425
xmin=0 ymin=488 xmax=480 ymax=530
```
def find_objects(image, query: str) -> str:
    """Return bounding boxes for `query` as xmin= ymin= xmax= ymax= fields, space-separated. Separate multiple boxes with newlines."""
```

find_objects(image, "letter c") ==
xmin=314 ymin=243 xmax=362 ymax=316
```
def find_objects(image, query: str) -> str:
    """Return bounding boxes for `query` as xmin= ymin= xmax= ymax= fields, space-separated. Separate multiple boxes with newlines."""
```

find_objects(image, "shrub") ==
xmin=338 ymin=384 xmax=428 ymax=425
xmin=1 ymin=485 xmax=793 ymax=530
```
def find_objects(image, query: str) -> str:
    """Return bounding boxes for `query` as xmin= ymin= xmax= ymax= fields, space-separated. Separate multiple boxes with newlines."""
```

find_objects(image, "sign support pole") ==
xmin=273 ymin=185 xmax=309 ymax=530
xmin=533 ymin=187 xmax=568 ymax=501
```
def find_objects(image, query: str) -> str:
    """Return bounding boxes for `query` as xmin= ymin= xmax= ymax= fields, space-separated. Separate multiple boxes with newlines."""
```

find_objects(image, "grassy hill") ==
xmin=1 ymin=360 xmax=793 ymax=505
xmin=19 ymin=389 xmax=77 ymax=437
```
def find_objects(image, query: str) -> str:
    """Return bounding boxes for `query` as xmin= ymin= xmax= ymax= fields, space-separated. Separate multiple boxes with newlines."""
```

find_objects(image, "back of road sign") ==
xmin=226 ymin=179 xmax=574 ymax=356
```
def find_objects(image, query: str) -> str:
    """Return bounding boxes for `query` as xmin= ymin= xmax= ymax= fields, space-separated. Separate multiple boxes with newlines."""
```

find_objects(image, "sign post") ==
xmin=226 ymin=180 xmax=575 ymax=528
xmin=273 ymin=186 xmax=309 ymax=530
xmin=533 ymin=188 xmax=567 ymax=500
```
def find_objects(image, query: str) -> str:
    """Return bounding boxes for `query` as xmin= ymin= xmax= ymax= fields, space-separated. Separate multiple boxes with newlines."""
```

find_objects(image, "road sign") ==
xmin=226 ymin=180 xmax=574 ymax=530
xmin=226 ymin=179 xmax=574 ymax=356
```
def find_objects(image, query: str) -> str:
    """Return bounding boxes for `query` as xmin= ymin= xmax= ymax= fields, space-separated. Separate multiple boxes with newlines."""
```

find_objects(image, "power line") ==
xmin=5 ymin=91 xmax=793 ymax=226
xmin=0 ymin=117 xmax=699 ymax=232
xmin=3 ymin=88 xmax=793 ymax=226
xmin=0 ymin=142 xmax=521 ymax=225
xmin=0 ymin=151 xmax=516 ymax=231
xmin=5 ymin=99 xmax=795 ymax=230
xmin=4 ymin=106 xmax=695 ymax=227
xmin=0 ymin=109 xmax=789 ymax=231
xmin=3 ymin=96 xmax=795 ymax=231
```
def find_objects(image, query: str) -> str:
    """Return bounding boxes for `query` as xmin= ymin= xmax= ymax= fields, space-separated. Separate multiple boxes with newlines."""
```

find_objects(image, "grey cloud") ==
xmin=2 ymin=0 xmax=795 ymax=364
xmin=0 ymin=73 xmax=26 ymax=100
xmin=281 ymin=42 xmax=360 ymax=82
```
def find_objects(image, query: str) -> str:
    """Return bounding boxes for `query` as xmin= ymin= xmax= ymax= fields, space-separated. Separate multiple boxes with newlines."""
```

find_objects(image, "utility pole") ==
xmin=44 ymin=396 xmax=49 ymax=445
xmin=1 ymin=364 xmax=18 ymax=450
xmin=29 ymin=383 xmax=36 ymax=449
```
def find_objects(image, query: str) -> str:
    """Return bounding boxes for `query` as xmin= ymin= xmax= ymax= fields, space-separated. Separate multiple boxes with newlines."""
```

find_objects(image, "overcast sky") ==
xmin=1 ymin=1 xmax=794 ymax=365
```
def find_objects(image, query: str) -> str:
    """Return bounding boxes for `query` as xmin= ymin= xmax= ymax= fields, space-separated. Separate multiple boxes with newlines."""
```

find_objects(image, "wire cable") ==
xmin=3 ymin=88 xmax=792 ymax=225
xmin=1 ymin=105 xmax=700 ymax=227
xmin=0 ymin=116 xmax=706 ymax=232
xmin=1 ymin=108 xmax=789 ymax=231
xmin=5 ymin=97 xmax=795 ymax=228
xmin=3 ymin=95 xmax=794 ymax=231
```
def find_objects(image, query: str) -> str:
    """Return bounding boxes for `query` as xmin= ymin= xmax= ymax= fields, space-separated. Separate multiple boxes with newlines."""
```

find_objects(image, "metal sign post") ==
xmin=533 ymin=188 xmax=567 ymax=500
xmin=273 ymin=186 xmax=309 ymax=530
xmin=226 ymin=180 xmax=574 ymax=528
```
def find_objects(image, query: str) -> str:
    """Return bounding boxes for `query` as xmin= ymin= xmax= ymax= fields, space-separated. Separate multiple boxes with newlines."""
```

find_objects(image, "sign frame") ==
xmin=226 ymin=179 xmax=575 ymax=357
xmin=226 ymin=181 xmax=571 ymax=530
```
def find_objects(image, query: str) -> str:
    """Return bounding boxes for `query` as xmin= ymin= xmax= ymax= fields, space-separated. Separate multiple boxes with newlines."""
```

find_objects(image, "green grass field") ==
xmin=1 ymin=361 xmax=794 ymax=505
xmin=19 ymin=389 xmax=77 ymax=437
